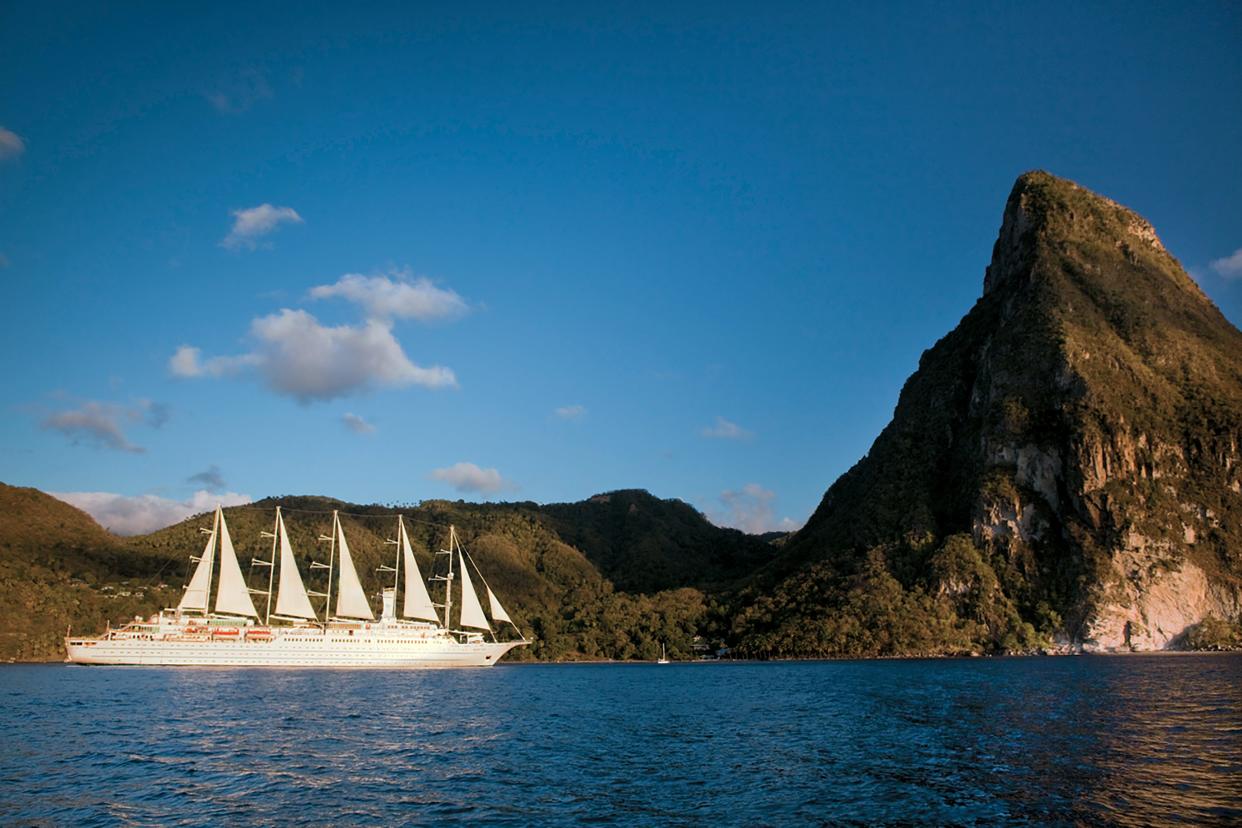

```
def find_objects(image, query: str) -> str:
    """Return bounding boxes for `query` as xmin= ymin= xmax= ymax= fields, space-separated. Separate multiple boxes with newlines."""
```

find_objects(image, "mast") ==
xmin=379 ymin=516 xmax=402 ymax=598
xmin=315 ymin=511 xmax=338 ymax=623
xmin=429 ymin=524 xmax=460 ymax=632
xmin=247 ymin=510 xmax=278 ymax=622
xmin=208 ymin=508 xmax=218 ymax=613
xmin=207 ymin=508 xmax=218 ymax=616
xmin=329 ymin=512 xmax=337 ymax=620
xmin=264 ymin=507 xmax=280 ymax=625
xmin=394 ymin=516 xmax=403 ymax=592
xmin=446 ymin=525 xmax=456 ymax=630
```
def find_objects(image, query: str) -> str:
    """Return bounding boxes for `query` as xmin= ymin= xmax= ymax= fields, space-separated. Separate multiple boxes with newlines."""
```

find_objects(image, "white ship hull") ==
xmin=66 ymin=620 xmax=524 ymax=668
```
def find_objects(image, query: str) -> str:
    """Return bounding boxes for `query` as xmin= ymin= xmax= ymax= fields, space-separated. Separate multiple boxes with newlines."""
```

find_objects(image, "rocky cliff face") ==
xmin=735 ymin=172 xmax=1242 ymax=656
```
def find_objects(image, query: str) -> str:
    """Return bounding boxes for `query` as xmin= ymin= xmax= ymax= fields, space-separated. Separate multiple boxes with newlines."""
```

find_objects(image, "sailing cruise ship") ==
xmin=65 ymin=506 xmax=527 ymax=667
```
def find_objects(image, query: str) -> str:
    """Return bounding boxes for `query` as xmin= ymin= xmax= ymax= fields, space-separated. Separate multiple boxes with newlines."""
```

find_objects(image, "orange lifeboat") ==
xmin=211 ymin=627 xmax=240 ymax=638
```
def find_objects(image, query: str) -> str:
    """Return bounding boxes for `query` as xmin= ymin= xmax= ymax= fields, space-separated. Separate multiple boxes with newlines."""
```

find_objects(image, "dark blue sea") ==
xmin=1 ymin=656 xmax=1239 ymax=826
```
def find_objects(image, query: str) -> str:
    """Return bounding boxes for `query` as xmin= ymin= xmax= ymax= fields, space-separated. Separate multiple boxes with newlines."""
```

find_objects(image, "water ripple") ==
xmin=0 ymin=656 xmax=1239 ymax=825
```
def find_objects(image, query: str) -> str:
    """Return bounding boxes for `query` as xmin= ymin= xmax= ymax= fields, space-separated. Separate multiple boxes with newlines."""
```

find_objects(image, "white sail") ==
xmin=214 ymin=509 xmax=259 ymax=618
xmin=486 ymin=585 xmax=514 ymax=626
xmin=274 ymin=511 xmax=317 ymax=620
xmin=178 ymin=512 xmax=217 ymax=613
xmin=400 ymin=518 xmax=439 ymax=623
xmin=456 ymin=552 xmax=490 ymax=630
xmin=334 ymin=519 xmax=375 ymax=620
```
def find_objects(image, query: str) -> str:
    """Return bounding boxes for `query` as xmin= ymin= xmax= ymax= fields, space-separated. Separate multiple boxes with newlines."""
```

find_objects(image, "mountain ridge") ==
xmin=732 ymin=171 xmax=1242 ymax=657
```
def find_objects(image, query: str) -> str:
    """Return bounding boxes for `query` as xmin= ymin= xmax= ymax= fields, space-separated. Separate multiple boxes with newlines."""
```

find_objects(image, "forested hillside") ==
xmin=1 ymin=487 xmax=767 ymax=661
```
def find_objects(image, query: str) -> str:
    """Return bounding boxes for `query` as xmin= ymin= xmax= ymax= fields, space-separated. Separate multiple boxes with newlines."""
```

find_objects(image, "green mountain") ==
xmin=540 ymin=489 xmax=774 ymax=592
xmin=0 ymin=486 xmax=768 ymax=662
xmin=732 ymin=171 xmax=1242 ymax=657
xmin=0 ymin=484 xmax=183 ymax=661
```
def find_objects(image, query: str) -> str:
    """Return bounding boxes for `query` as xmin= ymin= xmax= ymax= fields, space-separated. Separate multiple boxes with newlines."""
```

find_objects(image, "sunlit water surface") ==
xmin=1 ymin=656 xmax=1239 ymax=826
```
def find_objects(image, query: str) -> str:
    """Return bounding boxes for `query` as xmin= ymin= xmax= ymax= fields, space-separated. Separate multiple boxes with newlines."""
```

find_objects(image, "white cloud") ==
xmin=172 ymin=310 xmax=456 ymax=403
xmin=310 ymin=269 xmax=469 ymax=321
xmin=555 ymin=404 xmax=586 ymax=420
xmin=40 ymin=399 xmax=168 ymax=453
xmin=709 ymin=483 xmax=802 ymax=535
xmin=1209 ymin=248 xmax=1242 ymax=280
xmin=220 ymin=204 xmax=303 ymax=250
xmin=169 ymin=345 xmax=203 ymax=377
xmin=250 ymin=310 xmax=456 ymax=401
xmin=342 ymin=412 xmax=376 ymax=434
xmin=51 ymin=490 xmax=252 ymax=536
xmin=0 ymin=127 xmax=25 ymax=161
xmin=701 ymin=416 xmax=753 ymax=440
xmin=430 ymin=462 xmax=513 ymax=494
xmin=168 ymin=345 xmax=258 ymax=378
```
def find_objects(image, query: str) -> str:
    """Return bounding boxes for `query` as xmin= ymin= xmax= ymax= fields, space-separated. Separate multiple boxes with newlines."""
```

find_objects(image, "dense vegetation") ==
xmin=0 ymin=486 xmax=765 ymax=662
xmin=0 ymin=484 xmax=182 ymax=661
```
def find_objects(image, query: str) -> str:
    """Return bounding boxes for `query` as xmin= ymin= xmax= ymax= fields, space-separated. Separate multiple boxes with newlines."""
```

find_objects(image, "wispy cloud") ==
xmin=168 ymin=345 xmax=258 ymax=378
xmin=709 ymin=483 xmax=802 ymax=535
xmin=187 ymin=465 xmax=226 ymax=492
xmin=341 ymin=412 xmax=376 ymax=434
xmin=40 ymin=399 xmax=168 ymax=453
xmin=310 ymin=269 xmax=470 ymax=321
xmin=554 ymin=404 xmax=586 ymax=420
xmin=206 ymin=68 xmax=273 ymax=114
xmin=430 ymin=462 xmax=513 ymax=494
xmin=220 ymin=204 xmax=303 ymax=251
xmin=0 ymin=127 xmax=25 ymax=161
xmin=52 ymin=490 xmax=252 ymax=536
xmin=138 ymin=399 xmax=171 ymax=428
xmin=701 ymin=416 xmax=753 ymax=440
xmin=171 ymin=310 xmax=456 ymax=403
xmin=1210 ymin=248 xmax=1242 ymax=280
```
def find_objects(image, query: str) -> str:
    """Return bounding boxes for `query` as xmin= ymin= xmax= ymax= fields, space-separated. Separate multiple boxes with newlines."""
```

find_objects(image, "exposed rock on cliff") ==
xmin=734 ymin=171 xmax=1242 ymax=656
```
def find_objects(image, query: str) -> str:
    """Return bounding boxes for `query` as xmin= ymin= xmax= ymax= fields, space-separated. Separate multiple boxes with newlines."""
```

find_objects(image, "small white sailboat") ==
xmin=65 ymin=506 xmax=527 ymax=667
xmin=658 ymin=642 xmax=670 ymax=664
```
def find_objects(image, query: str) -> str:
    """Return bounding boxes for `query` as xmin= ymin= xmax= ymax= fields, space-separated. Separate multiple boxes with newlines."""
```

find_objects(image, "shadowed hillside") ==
xmin=539 ymin=489 xmax=774 ymax=592
xmin=0 ymin=484 xmax=181 ymax=660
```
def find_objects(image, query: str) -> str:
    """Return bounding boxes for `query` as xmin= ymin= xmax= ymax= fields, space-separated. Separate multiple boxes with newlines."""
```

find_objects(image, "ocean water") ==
xmin=1 ymin=656 xmax=1239 ymax=826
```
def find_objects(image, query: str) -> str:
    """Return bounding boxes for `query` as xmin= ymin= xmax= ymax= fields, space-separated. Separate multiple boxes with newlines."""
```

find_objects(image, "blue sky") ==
xmin=2 ymin=3 xmax=1240 ymax=534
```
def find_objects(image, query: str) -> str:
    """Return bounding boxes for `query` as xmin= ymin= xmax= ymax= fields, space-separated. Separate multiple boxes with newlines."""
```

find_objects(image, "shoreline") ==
xmin=8 ymin=648 xmax=1240 ymax=667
